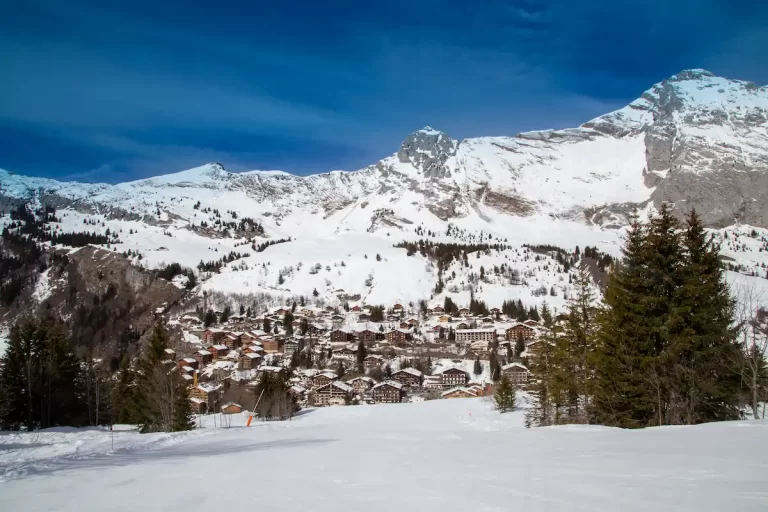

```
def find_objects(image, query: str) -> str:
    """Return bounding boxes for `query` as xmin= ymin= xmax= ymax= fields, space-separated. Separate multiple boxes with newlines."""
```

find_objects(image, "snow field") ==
xmin=1 ymin=397 xmax=767 ymax=511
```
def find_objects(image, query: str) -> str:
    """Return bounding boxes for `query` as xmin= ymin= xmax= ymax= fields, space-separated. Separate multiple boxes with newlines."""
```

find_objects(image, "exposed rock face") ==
xmin=396 ymin=127 xmax=458 ymax=179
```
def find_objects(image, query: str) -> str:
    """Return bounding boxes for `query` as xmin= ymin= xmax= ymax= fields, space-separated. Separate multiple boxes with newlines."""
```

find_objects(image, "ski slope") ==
xmin=1 ymin=398 xmax=766 ymax=511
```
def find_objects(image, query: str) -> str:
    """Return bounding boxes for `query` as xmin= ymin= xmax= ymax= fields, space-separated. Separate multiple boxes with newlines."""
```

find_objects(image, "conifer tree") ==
xmin=172 ymin=381 xmax=195 ymax=431
xmin=284 ymin=311 xmax=294 ymax=336
xmin=667 ymin=209 xmax=742 ymax=423
xmin=356 ymin=340 xmax=367 ymax=374
xmin=592 ymin=218 xmax=659 ymax=428
xmin=525 ymin=302 xmax=555 ymax=428
xmin=473 ymin=356 xmax=482 ymax=376
xmin=494 ymin=375 xmax=516 ymax=412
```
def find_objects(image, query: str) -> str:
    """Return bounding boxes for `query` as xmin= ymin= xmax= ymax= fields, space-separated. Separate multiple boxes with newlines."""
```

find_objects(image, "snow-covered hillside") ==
xmin=2 ymin=69 xmax=768 ymax=314
xmin=1 ymin=398 xmax=766 ymax=511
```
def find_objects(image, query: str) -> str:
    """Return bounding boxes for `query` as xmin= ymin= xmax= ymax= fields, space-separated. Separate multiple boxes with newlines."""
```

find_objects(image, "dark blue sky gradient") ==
xmin=1 ymin=0 xmax=767 ymax=182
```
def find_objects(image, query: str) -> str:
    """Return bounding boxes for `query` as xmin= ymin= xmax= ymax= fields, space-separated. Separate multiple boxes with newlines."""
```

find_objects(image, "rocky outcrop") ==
xmin=396 ymin=127 xmax=458 ymax=178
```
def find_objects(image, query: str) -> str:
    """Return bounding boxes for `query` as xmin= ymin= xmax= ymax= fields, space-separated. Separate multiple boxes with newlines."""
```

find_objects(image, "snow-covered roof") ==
xmin=394 ymin=368 xmax=422 ymax=377
xmin=502 ymin=362 xmax=529 ymax=372
xmin=243 ymin=352 xmax=262 ymax=359
xmin=195 ymin=349 xmax=212 ymax=356
xmin=441 ymin=386 xmax=479 ymax=397
xmin=456 ymin=328 xmax=495 ymax=334
xmin=197 ymin=383 xmax=222 ymax=393
xmin=372 ymin=380 xmax=403 ymax=391
xmin=164 ymin=348 xmax=176 ymax=354
xmin=318 ymin=381 xmax=352 ymax=392
xmin=212 ymin=344 xmax=229 ymax=350
xmin=221 ymin=402 xmax=242 ymax=410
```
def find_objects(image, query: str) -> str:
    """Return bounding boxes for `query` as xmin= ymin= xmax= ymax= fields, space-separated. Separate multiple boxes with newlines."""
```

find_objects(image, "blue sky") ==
xmin=1 ymin=0 xmax=767 ymax=182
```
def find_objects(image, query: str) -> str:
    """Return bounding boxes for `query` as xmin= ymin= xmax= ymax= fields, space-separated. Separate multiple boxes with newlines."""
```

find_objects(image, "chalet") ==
xmin=391 ymin=368 xmax=423 ymax=388
xmin=190 ymin=397 xmax=207 ymax=414
xmin=456 ymin=322 xmax=470 ymax=330
xmin=301 ymin=308 xmax=316 ymax=317
xmin=371 ymin=381 xmax=404 ymax=403
xmin=392 ymin=303 xmax=404 ymax=312
xmin=387 ymin=314 xmax=401 ymax=322
xmin=429 ymin=305 xmax=444 ymax=314
xmin=457 ymin=308 xmax=471 ymax=316
xmin=221 ymin=402 xmax=243 ymax=415
xmin=332 ymin=347 xmax=357 ymax=361
xmin=330 ymin=329 xmax=353 ymax=342
xmin=455 ymin=329 xmax=495 ymax=344
xmin=239 ymin=352 xmax=262 ymax=370
xmin=209 ymin=344 xmax=230 ymax=360
xmin=501 ymin=362 xmax=530 ymax=385
xmin=506 ymin=324 xmax=536 ymax=341
xmin=423 ymin=375 xmax=444 ymax=390
xmin=243 ymin=344 xmax=264 ymax=355
xmin=297 ymin=369 xmax=319 ymax=387
xmin=331 ymin=314 xmax=345 ymax=322
xmin=386 ymin=329 xmax=409 ymax=347
xmin=177 ymin=357 xmax=199 ymax=371
xmin=481 ymin=317 xmax=494 ymax=324
xmin=193 ymin=349 xmax=213 ymax=366
xmin=313 ymin=381 xmax=352 ymax=406
xmin=190 ymin=382 xmax=222 ymax=410
xmin=438 ymin=315 xmax=451 ymax=323
xmin=524 ymin=320 xmax=540 ymax=327
xmin=313 ymin=371 xmax=338 ymax=389
xmin=469 ymin=340 xmax=490 ymax=356
xmin=224 ymin=333 xmax=243 ymax=350
xmin=351 ymin=305 xmax=362 ymax=312
xmin=524 ymin=339 xmax=553 ymax=357
xmin=440 ymin=367 xmax=469 ymax=387
xmin=356 ymin=329 xmax=377 ymax=345
xmin=358 ymin=313 xmax=370 ymax=321
xmin=274 ymin=307 xmax=289 ymax=316
xmin=399 ymin=322 xmax=411 ymax=330
xmin=490 ymin=308 xmax=501 ymax=315
xmin=363 ymin=355 xmax=384 ymax=370
xmin=283 ymin=339 xmax=300 ymax=358
xmin=347 ymin=376 xmax=375 ymax=394
xmin=441 ymin=386 xmax=481 ymax=399
xmin=324 ymin=306 xmax=336 ymax=313
xmin=262 ymin=338 xmax=284 ymax=354
xmin=163 ymin=348 xmax=176 ymax=361
xmin=407 ymin=318 xmax=419 ymax=327
xmin=202 ymin=328 xmax=227 ymax=345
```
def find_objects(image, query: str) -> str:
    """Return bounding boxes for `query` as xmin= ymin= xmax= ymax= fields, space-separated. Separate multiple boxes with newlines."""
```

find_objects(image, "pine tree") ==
xmin=356 ymin=340 xmax=367 ymax=373
xmin=473 ymin=356 xmax=482 ymax=376
xmin=284 ymin=311 xmax=294 ymax=336
xmin=262 ymin=317 xmax=271 ymax=333
xmin=592 ymin=218 xmax=660 ymax=428
xmin=172 ymin=380 xmax=195 ymax=431
xmin=667 ymin=209 xmax=742 ymax=424
xmin=515 ymin=332 xmax=526 ymax=358
xmin=494 ymin=375 xmax=516 ymax=412
xmin=112 ymin=355 xmax=138 ymax=424
xmin=525 ymin=302 xmax=555 ymax=428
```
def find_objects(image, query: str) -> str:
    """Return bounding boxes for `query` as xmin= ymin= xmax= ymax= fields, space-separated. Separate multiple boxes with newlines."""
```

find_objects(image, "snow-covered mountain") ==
xmin=2 ymin=69 xmax=768 ymax=313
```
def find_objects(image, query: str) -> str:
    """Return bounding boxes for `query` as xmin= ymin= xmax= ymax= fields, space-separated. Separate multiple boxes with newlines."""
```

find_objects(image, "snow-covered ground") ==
xmin=2 ymin=398 xmax=766 ymax=511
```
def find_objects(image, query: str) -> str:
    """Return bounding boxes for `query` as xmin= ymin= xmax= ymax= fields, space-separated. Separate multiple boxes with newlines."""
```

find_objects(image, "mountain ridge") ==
xmin=2 ymin=68 xmax=768 ymax=232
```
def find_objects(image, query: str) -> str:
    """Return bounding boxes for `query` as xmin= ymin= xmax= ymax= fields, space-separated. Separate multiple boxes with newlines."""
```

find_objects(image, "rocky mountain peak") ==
xmin=396 ymin=126 xmax=458 ymax=178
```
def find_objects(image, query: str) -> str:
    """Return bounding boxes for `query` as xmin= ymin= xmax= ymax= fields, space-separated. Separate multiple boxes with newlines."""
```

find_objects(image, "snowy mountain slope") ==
xmin=2 ymin=69 xmax=768 ymax=314
xmin=2 ymin=398 xmax=767 ymax=511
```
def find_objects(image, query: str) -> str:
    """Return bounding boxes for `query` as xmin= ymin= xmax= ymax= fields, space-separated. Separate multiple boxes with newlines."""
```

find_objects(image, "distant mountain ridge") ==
xmin=2 ymin=69 xmax=768 ymax=231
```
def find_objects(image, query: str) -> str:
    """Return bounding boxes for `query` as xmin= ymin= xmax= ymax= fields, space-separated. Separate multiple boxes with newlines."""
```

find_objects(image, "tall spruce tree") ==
xmin=525 ymin=302 xmax=555 ymax=428
xmin=592 ymin=218 xmax=660 ymax=428
xmin=667 ymin=209 xmax=742 ymax=424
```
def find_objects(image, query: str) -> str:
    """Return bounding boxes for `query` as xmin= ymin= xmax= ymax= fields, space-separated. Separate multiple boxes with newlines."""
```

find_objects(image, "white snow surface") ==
xmin=1 ymin=398 xmax=766 ymax=511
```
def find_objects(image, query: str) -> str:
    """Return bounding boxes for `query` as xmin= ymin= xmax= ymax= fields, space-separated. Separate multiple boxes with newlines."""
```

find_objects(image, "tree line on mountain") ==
xmin=0 ymin=321 xmax=195 ymax=432
xmin=526 ymin=206 xmax=765 ymax=428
